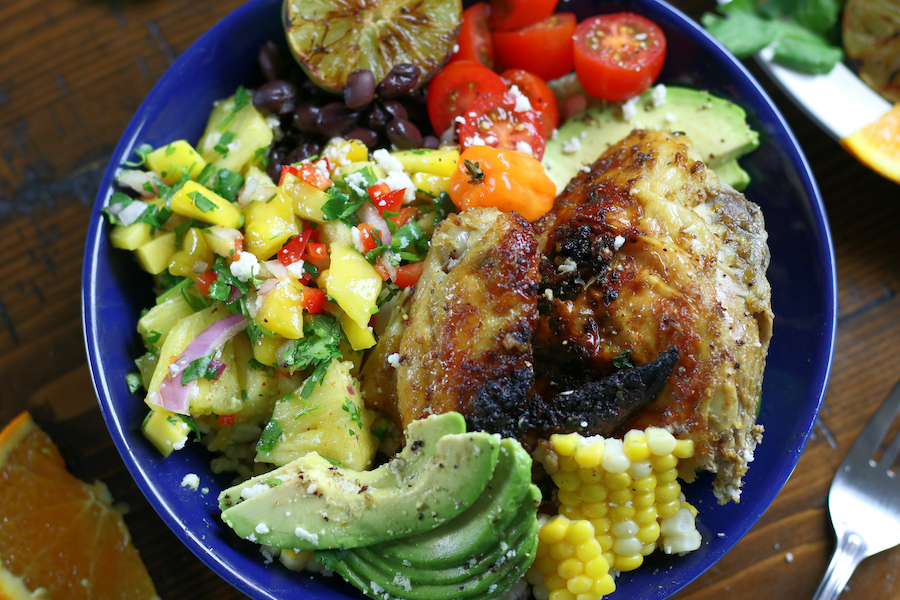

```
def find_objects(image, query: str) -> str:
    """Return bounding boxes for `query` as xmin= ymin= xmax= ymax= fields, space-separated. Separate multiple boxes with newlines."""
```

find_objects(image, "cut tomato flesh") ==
xmin=457 ymin=91 xmax=547 ymax=160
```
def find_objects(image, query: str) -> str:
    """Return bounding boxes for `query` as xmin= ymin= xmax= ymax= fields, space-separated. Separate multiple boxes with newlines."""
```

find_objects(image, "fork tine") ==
xmin=848 ymin=379 xmax=900 ymax=459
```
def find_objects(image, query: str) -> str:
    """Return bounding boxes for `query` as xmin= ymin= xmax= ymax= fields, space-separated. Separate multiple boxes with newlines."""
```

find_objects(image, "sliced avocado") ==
xmin=219 ymin=412 xmax=500 ymax=550
xmin=711 ymin=158 xmax=751 ymax=191
xmin=542 ymin=86 xmax=760 ymax=194
xmin=321 ymin=439 xmax=541 ymax=600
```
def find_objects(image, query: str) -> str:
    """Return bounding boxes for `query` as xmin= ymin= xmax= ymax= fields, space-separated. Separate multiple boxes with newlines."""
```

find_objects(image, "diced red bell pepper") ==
xmin=357 ymin=224 xmax=380 ymax=253
xmin=388 ymin=206 xmax=418 ymax=227
xmin=368 ymin=183 xmax=406 ymax=215
xmin=393 ymin=262 xmax=424 ymax=288
xmin=280 ymin=163 xmax=333 ymax=190
xmin=303 ymin=286 xmax=327 ymax=313
xmin=278 ymin=230 xmax=313 ymax=266
xmin=305 ymin=242 xmax=328 ymax=261
xmin=196 ymin=269 xmax=217 ymax=297
xmin=218 ymin=414 xmax=235 ymax=426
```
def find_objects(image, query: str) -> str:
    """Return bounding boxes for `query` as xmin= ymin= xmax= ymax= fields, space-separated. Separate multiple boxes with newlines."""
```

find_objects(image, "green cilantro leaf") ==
xmin=213 ymin=131 xmax=237 ymax=157
xmin=180 ymin=353 xmax=220 ymax=385
xmin=122 ymin=143 xmax=154 ymax=168
xmin=256 ymin=419 xmax=283 ymax=454
xmin=613 ymin=350 xmax=634 ymax=369
xmin=322 ymin=185 xmax=365 ymax=225
xmin=125 ymin=372 xmax=143 ymax=394
xmin=218 ymin=86 xmax=251 ymax=131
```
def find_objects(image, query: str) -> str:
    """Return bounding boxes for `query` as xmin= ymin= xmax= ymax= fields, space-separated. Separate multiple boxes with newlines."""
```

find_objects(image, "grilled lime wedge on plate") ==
xmin=283 ymin=0 xmax=462 ymax=93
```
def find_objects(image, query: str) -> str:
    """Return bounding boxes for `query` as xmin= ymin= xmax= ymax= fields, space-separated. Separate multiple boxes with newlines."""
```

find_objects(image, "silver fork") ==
xmin=813 ymin=379 xmax=900 ymax=600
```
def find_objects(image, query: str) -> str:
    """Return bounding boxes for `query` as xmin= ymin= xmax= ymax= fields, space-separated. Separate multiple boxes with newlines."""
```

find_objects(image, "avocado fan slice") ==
xmin=218 ymin=412 xmax=500 ymax=550
xmin=321 ymin=439 xmax=542 ymax=600
xmin=283 ymin=0 xmax=462 ymax=93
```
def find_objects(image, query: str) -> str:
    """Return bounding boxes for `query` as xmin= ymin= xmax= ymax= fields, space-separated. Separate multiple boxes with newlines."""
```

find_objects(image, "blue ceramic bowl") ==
xmin=83 ymin=0 xmax=837 ymax=597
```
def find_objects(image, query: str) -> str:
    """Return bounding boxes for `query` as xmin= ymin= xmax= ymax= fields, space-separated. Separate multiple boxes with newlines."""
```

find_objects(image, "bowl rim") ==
xmin=82 ymin=0 xmax=837 ymax=597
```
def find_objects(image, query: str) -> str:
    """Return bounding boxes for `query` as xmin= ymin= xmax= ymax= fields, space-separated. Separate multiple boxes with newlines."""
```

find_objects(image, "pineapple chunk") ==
xmin=110 ymin=221 xmax=153 ymax=251
xmin=244 ymin=192 xmax=299 ymax=261
xmin=134 ymin=231 xmax=177 ymax=274
xmin=198 ymin=90 xmax=274 ymax=174
xmin=203 ymin=225 xmax=244 ymax=258
xmin=323 ymin=137 xmax=368 ymax=166
xmin=142 ymin=408 xmax=191 ymax=457
xmin=319 ymin=244 xmax=381 ymax=329
xmin=145 ymin=140 xmax=206 ymax=185
xmin=168 ymin=227 xmax=215 ymax=279
xmin=232 ymin=335 xmax=282 ymax=419
xmin=170 ymin=180 xmax=242 ymax=228
xmin=257 ymin=359 xmax=378 ymax=470
xmin=412 ymin=172 xmax=451 ymax=197
xmin=390 ymin=149 xmax=459 ymax=177
xmin=338 ymin=310 xmax=376 ymax=351
xmin=250 ymin=331 xmax=289 ymax=367
xmin=138 ymin=292 xmax=196 ymax=350
xmin=255 ymin=280 xmax=307 ymax=339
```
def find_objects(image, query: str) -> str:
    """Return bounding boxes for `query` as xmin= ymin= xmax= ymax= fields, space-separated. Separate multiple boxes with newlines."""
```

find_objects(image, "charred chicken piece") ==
xmin=533 ymin=129 xmax=773 ymax=504
xmin=360 ymin=207 xmax=540 ymax=433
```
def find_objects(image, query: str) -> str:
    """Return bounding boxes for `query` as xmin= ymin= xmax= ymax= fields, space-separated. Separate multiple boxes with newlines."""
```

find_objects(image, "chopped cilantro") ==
xmin=218 ymin=86 xmax=251 ymax=131
xmin=181 ymin=288 xmax=210 ymax=312
xmin=213 ymin=131 xmax=237 ymax=157
xmin=322 ymin=186 xmax=365 ymax=225
xmin=122 ymin=143 xmax=154 ymax=168
xmin=256 ymin=419 xmax=283 ymax=454
xmin=241 ymin=389 xmax=249 ymax=403
xmin=391 ymin=220 xmax=427 ymax=254
xmin=188 ymin=190 xmax=218 ymax=212
xmin=198 ymin=165 xmax=244 ymax=202
xmin=155 ymin=276 xmax=191 ymax=305
xmin=145 ymin=330 xmax=162 ymax=346
xmin=342 ymin=397 xmax=363 ymax=437
xmin=164 ymin=143 xmax=177 ymax=156
xmin=179 ymin=414 xmax=201 ymax=438
xmin=613 ymin=350 xmax=634 ymax=369
xmin=431 ymin=192 xmax=455 ymax=226
xmin=253 ymin=146 xmax=269 ymax=167
xmin=180 ymin=353 xmax=220 ymax=385
xmin=266 ymin=478 xmax=283 ymax=487
xmin=125 ymin=372 xmax=143 ymax=394
xmin=372 ymin=418 xmax=389 ymax=441
xmin=322 ymin=457 xmax=343 ymax=467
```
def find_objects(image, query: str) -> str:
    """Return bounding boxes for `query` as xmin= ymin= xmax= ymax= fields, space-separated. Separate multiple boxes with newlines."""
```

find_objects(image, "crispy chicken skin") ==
xmin=360 ymin=208 xmax=540 ymax=433
xmin=534 ymin=129 xmax=773 ymax=503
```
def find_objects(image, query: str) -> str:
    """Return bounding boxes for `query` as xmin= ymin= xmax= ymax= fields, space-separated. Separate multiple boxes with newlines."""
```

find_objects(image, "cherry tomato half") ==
xmin=489 ymin=0 xmax=558 ymax=32
xmin=449 ymin=3 xmax=494 ymax=69
xmin=457 ymin=91 xmax=546 ymax=160
xmin=573 ymin=13 xmax=667 ymax=102
xmin=426 ymin=60 xmax=508 ymax=136
xmin=493 ymin=13 xmax=577 ymax=81
xmin=500 ymin=69 xmax=560 ymax=137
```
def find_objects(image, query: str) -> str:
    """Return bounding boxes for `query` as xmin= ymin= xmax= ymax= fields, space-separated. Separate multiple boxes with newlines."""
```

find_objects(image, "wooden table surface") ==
xmin=1 ymin=0 xmax=898 ymax=598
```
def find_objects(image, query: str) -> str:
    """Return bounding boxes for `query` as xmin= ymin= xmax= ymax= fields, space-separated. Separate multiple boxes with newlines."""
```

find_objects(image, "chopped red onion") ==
xmin=358 ymin=202 xmax=392 ymax=247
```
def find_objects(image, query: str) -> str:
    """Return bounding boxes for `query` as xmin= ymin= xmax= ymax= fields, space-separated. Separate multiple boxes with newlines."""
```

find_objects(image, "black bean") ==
xmin=293 ymin=103 xmax=322 ymax=135
xmin=300 ymin=79 xmax=330 ymax=102
xmin=344 ymin=70 xmax=376 ymax=110
xmin=377 ymin=64 xmax=422 ymax=99
xmin=286 ymin=142 xmax=323 ymax=164
xmin=316 ymin=103 xmax=360 ymax=137
xmin=267 ymin=148 xmax=288 ymax=181
xmin=422 ymin=135 xmax=440 ymax=150
xmin=366 ymin=101 xmax=408 ymax=131
xmin=253 ymin=80 xmax=298 ymax=115
xmin=258 ymin=41 xmax=287 ymax=81
xmin=386 ymin=118 xmax=423 ymax=150
xmin=344 ymin=127 xmax=379 ymax=150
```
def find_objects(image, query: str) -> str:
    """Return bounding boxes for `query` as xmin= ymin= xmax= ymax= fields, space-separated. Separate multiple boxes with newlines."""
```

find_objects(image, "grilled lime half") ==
xmin=283 ymin=0 xmax=462 ymax=94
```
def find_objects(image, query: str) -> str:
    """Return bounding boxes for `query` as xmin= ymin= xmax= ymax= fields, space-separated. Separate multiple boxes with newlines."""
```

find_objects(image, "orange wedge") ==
xmin=841 ymin=104 xmax=900 ymax=184
xmin=0 ymin=412 xmax=158 ymax=600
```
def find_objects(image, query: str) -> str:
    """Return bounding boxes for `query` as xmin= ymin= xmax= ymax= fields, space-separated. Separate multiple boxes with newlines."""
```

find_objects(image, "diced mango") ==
xmin=323 ymin=137 xmax=369 ymax=166
xmin=338 ymin=310 xmax=376 ymax=351
xmin=319 ymin=244 xmax=381 ymax=329
xmin=203 ymin=225 xmax=244 ymax=258
xmin=110 ymin=221 xmax=153 ymax=251
xmin=198 ymin=91 xmax=274 ymax=174
xmin=257 ymin=359 xmax=378 ymax=470
xmin=233 ymin=334 xmax=282 ymax=418
xmin=244 ymin=192 xmax=299 ymax=261
xmin=145 ymin=140 xmax=206 ymax=185
xmin=134 ymin=231 xmax=177 ymax=274
xmin=412 ymin=171 xmax=451 ymax=197
xmin=255 ymin=280 xmax=307 ymax=339
xmin=170 ymin=180 xmax=242 ymax=228
xmin=318 ymin=221 xmax=352 ymax=248
xmin=391 ymin=149 xmax=459 ymax=177
xmin=168 ymin=227 xmax=215 ymax=279
xmin=250 ymin=331 xmax=288 ymax=367
xmin=281 ymin=173 xmax=331 ymax=223
xmin=138 ymin=293 xmax=196 ymax=350
xmin=142 ymin=408 xmax=192 ymax=457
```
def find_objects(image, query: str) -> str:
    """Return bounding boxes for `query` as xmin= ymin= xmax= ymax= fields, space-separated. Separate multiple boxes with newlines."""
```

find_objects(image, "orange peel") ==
xmin=841 ymin=104 xmax=900 ymax=184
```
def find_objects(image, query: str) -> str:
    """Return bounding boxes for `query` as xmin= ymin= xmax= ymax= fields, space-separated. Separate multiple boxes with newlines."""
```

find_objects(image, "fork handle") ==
xmin=811 ymin=530 xmax=869 ymax=600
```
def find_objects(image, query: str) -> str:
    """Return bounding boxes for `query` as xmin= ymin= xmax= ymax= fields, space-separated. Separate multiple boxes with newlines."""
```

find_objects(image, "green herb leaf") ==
xmin=213 ymin=131 xmax=237 ymax=157
xmin=125 ymin=372 xmax=143 ymax=394
xmin=188 ymin=190 xmax=218 ymax=212
xmin=180 ymin=353 xmax=220 ymax=385
xmin=155 ymin=276 xmax=192 ymax=305
xmin=179 ymin=414 xmax=201 ymax=438
xmin=431 ymin=192 xmax=455 ymax=227
xmin=342 ymin=397 xmax=364 ymax=434
xmin=145 ymin=330 xmax=162 ymax=346
xmin=218 ymin=86 xmax=251 ymax=131
xmin=256 ymin=419 xmax=283 ymax=454
xmin=322 ymin=185 xmax=366 ymax=225
xmin=613 ymin=350 xmax=633 ymax=369
xmin=122 ymin=143 xmax=154 ymax=168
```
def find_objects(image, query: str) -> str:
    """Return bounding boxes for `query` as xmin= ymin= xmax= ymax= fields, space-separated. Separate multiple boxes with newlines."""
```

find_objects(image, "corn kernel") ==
xmin=673 ymin=439 xmax=694 ymax=459
xmin=575 ymin=538 xmax=602 ymax=562
xmin=550 ymin=588 xmax=577 ymax=600
xmin=527 ymin=568 xmax=546 ymax=585
xmin=624 ymin=430 xmax=651 ymax=461
xmin=593 ymin=576 xmax=616 ymax=596
xmin=606 ymin=472 xmax=632 ymax=490
xmin=596 ymin=533 xmax=614 ymax=552
xmin=566 ymin=520 xmax=595 ymax=544
xmin=577 ymin=468 xmax=603 ymax=485
xmin=540 ymin=517 xmax=570 ymax=545
xmin=633 ymin=474 xmax=657 ymax=493
xmin=576 ymin=593 xmax=604 ymax=600
xmin=657 ymin=499 xmax=681 ymax=519
xmin=601 ymin=551 xmax=616 ymax=569
xmin=656 ymin=482 xmax=681 ymax=503
xmin=552 ymin=433 xmax=580 ymax=456
xmin=534 ymin=585 xmax=551 ymax=600
xmin=550 ymin=541 xmax=576 ymax=561
xmin=584 ymin=556 xmax=610 ymax=579
xmin=646 ymin=427 xmax=677 ymax=455
xmin=600 ymin=439 xmax=630 ymax=473
xmin=628 ymin=459 xmax=653 ymax=480
xmin=582 ymin=502 xmax=608 ymax=519
xmin=575 ymin=442 xmax=604 ymax=468
xmin=559 ymin=455 xmax=580 ymax=473
xmin=544 ymin=574 xmax=567 ymax=591
xmin=534 ymin=555 xmax=557 ymax=575
xmin=633 ymin=491 xmax=656 ymax=509
xmin=560 ymin=505 xmax=585 ymax=520
xmin=641 ymin=542 xmax=657 ymax=556
xmin=609 ymin=504 xmax=636 ymax=521
xmin=614 ymin=552 xmax=644 ymax=572
xmin=558 ymin=557 xmax=583 ymax=579
xmin=558 ymin=489 xmax=582 ymax=507
xmin=650 ymin=453 xmax=678 ymax=472
xmin=637 ymin=522 xmax=661 ymax=544
xmin=608 ymin=488 xmax=633 ymax=505
xmin=567 ymin=575 xmax=594 ymax=595
xmin=590 ymin=517 xmax=611 ymax=534
xmin=554 ymin=472 xmax=582 ymax=492
xmin=634 ymin=506 xmax=659 ymax=526
xmin=656 ymin=468 xmax=678 ymax=484
xmin=685 ymin=501 xmax=698 ymax=518
xmin=580 ymin=484 xmax=608 ymax=503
